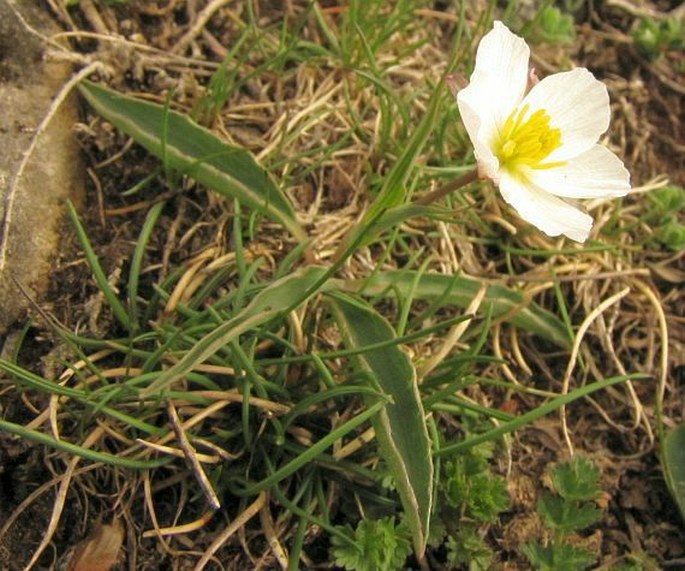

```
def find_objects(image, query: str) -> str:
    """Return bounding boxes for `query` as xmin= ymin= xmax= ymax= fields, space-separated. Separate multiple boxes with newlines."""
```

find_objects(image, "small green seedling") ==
xmin=429 ymin=443 xmax=510 ymax=570
xmin=331 ymin=439 xmax=511 ymax=571
xmin=525 ymin=6 xmax=576 ymax=45
xmin=332 ymin=517 xmax=412 ymax=571
xmin=633 ymin=17 xmax=684 ymax=60
xmin=522 ymin=456 xmax=602 ymax=571
xmin=645 ymin=186 xmax=685 ymax=252
xmin=444 ymin=526 xmax=496 ymax=571
xmin=442 ymin=446 xmax=510 ymax=523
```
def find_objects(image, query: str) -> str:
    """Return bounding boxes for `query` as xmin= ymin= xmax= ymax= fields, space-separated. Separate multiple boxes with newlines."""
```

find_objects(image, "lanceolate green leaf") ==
xmin=342 ymin=270 xmax=571 ymax=349
xmin=328 ymin=292 xmax=433 ymax=559
xmin=78 ymin=80 xmax=307 ymax=243
xmin=663 ymin=424 xmax=685 ymax=521
xmin=141 ymin=266 xmax=329 ymax=396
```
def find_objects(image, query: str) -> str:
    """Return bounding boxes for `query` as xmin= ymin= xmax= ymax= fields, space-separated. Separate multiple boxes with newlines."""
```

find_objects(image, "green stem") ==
xmin=330 ymin=168 xmax=479 ymax=265
xmin=414 ymin=168 xmax=479 ymax=205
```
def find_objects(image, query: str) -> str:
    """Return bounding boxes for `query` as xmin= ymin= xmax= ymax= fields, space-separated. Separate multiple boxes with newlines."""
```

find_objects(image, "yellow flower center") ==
xmin=494 ymin=105 xmax=563 ymax=172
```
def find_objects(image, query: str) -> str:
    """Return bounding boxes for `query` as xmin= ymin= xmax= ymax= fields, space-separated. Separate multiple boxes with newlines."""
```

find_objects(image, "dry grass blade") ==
xmin=259 ymin=503 xmax=289 ymax=570
xmin=418 ymin=283 xmax=487 ymax=380
xmin=25 ymin=426 xmax=106 ymax=569
xmin=193 ymin=492 xmax=267 ymax=571
xmin=141 ymin=511 xmax=215 ymax=538
xmin=171 ymin=0 xmax=233 ymax=54
xmin=166 ymin=400 xmax=222 ymax=510
xmin=560 ymin=287 xmax=631 ymax=454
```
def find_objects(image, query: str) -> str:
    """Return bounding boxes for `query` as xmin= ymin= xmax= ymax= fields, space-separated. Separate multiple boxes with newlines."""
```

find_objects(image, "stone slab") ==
xmin=0 ymin=0 xmax=84 ymax=333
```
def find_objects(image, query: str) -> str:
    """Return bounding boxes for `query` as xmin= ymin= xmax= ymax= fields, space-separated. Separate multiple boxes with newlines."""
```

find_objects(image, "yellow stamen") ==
xmin=494 ymin=105 xmax=564 ymax=172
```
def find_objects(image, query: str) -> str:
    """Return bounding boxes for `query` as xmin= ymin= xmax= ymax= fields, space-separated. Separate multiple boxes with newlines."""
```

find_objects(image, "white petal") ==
xmin=470 ymin=22 xmax=530 ymax=125
xmin=526 ymin=145 xmax=631 ymax=199
xmin=498 ymin=172 xmax=594 ymax=242
xmin=456 ymin=99 xmax=500 ymax=179
xmin=522 ymin=68 xmax=610 ymax=161
xmin=457 ymin=22 xmax=529 ymax=178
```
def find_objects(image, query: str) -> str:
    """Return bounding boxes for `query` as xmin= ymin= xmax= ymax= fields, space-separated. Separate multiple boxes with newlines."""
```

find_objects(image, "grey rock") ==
xmin=0 ymin=0 xmax=85 ymax=333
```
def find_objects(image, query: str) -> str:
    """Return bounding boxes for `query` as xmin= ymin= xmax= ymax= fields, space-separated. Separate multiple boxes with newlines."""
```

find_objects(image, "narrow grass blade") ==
xmin=238 ymin=399 xmax=387 ymax=496
xmin=328 ymin=292 xmax=433 ymax=559
xmin=140 ymin=266 xmax=329 ymax=396
xmin=0 ymin=419 xmax=170 ymax=469
xmin=67 ymin=201 xmax=130 ymax=330
xmin=343 ymin=269 xmax=572 ymax=349
xmin=436 ymin=373 xmax=650 ymax=456
xmin=663 ymin=424 xmax=685 ymax=521
xmin=0 ymin=358 xmax=165 ymax=436
xmin=78 ymin=80 xmax=307 ymax=243
xmin=358 ymin=203 xmax=450 ymax=250
xmin=128 ymin=200 xmax=164 ymax=332
xmin=365 ymin=55 xmax=445 ymax=219
xmin=331 ymin=69 xmax=448 ymax=261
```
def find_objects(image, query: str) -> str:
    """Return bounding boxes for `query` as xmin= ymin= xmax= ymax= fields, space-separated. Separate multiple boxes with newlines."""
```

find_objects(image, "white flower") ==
xmin=457 ymin=21 xmax=630 ymax=242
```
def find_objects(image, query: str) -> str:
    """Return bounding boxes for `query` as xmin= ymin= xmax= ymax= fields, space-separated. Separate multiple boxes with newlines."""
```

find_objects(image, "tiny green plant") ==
xmin=523 ymin=6 xmax=576 ymax=45
xmin=632 ymin=17 xmax=684 ymax=61
xmin=644 ymin=185 xmax=685 ymax=252
xmin=522 ymin=456 xmax=603 ymax=571
xmin=332 ymin=517 xmax=412 ymax=571
xmin=445 ymin=527 xmax=495 ymax=571
xmin=442 ymin=444 xmax=510 ymax=523
xmin=431 ymin=441 xmax=510 ymax=570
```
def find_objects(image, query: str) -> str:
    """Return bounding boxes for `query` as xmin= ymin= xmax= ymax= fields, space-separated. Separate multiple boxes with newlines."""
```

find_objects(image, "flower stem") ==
xmin=414 ymin=167 xmax=479 ymax=205
xmin=329 ymin=168 xmax=479 ymax=265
